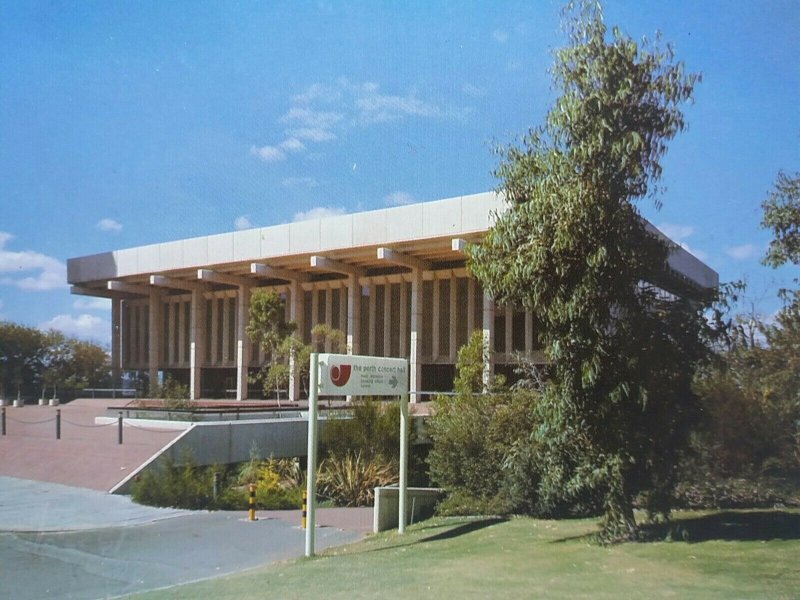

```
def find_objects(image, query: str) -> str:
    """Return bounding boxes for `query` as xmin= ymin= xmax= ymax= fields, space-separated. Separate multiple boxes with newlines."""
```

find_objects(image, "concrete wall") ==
xmin=373 ymin=486 xmax=443 ymax=532
xmin=168 ymin=418 xmax=310 ymax=465
xmin=111 ymin=417 xmax=315 ymax=494
xmin=110 ymin=413 xmax=428 ymax=494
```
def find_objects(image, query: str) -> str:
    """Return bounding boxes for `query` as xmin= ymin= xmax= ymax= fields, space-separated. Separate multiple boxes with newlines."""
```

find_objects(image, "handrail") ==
xmin=82 ymin=388 xmax=139 ymax=399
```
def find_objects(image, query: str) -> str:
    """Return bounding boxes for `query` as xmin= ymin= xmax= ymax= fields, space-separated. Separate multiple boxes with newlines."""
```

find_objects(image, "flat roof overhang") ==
xmin=67 ymin=191 xmax=719 ymax=299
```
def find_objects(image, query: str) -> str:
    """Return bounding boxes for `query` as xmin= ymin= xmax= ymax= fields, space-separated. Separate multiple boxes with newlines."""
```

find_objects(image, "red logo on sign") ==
xmin=329 ymin=364 xmax=352 ymax=387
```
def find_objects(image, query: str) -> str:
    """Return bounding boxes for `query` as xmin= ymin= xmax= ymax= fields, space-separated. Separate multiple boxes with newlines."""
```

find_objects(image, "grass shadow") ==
xmin=418 ymin=517 xmax=507 ymax=543
xmin=351 ymin=517 xmax=508 ymax=556
xmin=642 ymin=510 xmax=800 ymax=543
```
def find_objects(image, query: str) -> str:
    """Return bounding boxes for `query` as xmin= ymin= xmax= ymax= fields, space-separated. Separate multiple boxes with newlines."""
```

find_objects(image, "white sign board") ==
xmin=306 ymin=352 xmax=411 ymax=557
xmin=317 ymin=353 xmax=408 ymax=396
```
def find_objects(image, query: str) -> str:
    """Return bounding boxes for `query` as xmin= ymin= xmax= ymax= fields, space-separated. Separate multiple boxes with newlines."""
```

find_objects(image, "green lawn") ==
xmin=129 ymin=510 xmax=800 ymax=599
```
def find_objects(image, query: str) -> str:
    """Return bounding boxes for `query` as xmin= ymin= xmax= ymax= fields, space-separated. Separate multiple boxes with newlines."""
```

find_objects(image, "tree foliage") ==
xmin=246 ymin=289 xmax=297 ymax=399
xmin=428 ymin=331 xmax=534 ymax=515
xmin=0 ymin=322 xmax=109 ymax=399
xmin=453 ymin=330 xmax=505 ymax=395
xmin=762 ymin=171 xmax=800 ymax=272
xmin=468 ymin=1 xmax=705 ymax=538
xmin=761 ymin=170 xmax=800 ymax=307
xmin=246 ymin=289 xmax=296 ymax=355
xmin=0 ymin=322 xmax=47 ymax=398
xmin=246 ymin=289 xmax=348 ymax=398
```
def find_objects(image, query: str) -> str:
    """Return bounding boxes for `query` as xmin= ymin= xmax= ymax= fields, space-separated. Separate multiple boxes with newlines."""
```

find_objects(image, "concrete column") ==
xmin=222 ymin=296 xmax=232 ymax=364
xmin=525 ymin=310 xmax=533 ymax=354
xmin=175 ymin=300 xmax=186 ymax=367
xmin=410 ymin=269 xmax=422 ymax=401
xmin=432 ymin=276 xmax=440 ymax=361
xmin=111 ymin=297 xmax=121 ymax=386
xmin=120 ymin=301 xmax=128 ymax=370
xmin=178 ymin=302 xmax=191 ymax=365
xmin=449 ymin=273 xmax=457 ymax=362
xmin=367 ymin=282 xmax=376 ymax=356
xmin=325 ymin=286 xmax=333 ymax=352
xmin=338 ymin=287 xmax=347 ymax=337
xmin=311 ymin=288 xmax=320 ymax=346
xmin=148 ymin=291 xmax=161 ymax=389
xmin=399 ymin=280 xmax=408 ymax=358
xmin=190 ymin=289 xmax=206 ymax=399
xmin=347 ymin=275 xmax=361 ymax=355
xmin=236 ymin=286 xmax=251 ymax=401
xmin=288 ymin=282 xmax=305 ymax=401
xmin=482 ymin=294 xmax=495 ymax=390
xmin=383 ymin=281 xmax=392 ymax=357
xmin=137 ymin=304 xmax=145 ymax=368
xmin=467 ymin=279 xmax=475 ymax=336
xmin=210 ymin=296 xmax=219 ymax=365
xmin=505 ymin=307 xmax=514 ymax=359
xmin=167 ymin=302 xmax=176 ymax=366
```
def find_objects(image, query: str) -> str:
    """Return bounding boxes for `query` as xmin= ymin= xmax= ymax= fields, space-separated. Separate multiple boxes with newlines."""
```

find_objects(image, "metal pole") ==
xmin=1 ymin=407 xmax=5 ymax=435
xmin=213 ymin=472 xmax=219 ymax=501
xmin=56 ymin=409 xmax=61 ymax=440
xmin=118 ymin=411 xmax=123 ymax=445
xmin=399 ymin=392 xmax=409 ymax=534
xmin=305 ymin=352 xmax=319 ymax=557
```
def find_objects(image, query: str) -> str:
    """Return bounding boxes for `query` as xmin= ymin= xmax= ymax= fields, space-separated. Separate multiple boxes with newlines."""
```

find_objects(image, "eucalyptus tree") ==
xmin=246 ymin=289 xmax=297 ymax=400
xmin=762 ymin=170 xmax=800 ymax=306
xmin=469 ymin=1 xmax=707 ymax=538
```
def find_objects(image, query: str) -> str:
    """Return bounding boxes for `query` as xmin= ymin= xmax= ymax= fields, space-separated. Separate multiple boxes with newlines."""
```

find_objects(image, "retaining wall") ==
xmin=373 ymin=486 xmax=443 ymax=532
xmin=110 ymin=417 xmax=314 ymax=494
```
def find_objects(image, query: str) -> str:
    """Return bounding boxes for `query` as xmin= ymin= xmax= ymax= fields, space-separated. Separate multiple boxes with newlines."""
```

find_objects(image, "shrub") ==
xmin=317 ymin=452 xmax=397 ymax=506
xmin=148 ymin=375 xmax=192 ymax=410
xmin=233 ymin=450 xmax=304 ymax=509
xmin=322 ymin=398 xmax=401 ymax=462
xmin=670 ymin=465 xmax=800 ymax=510
xmin=131 ymin=454 xmax=213 ymax=509
xmin=131 ymin=452 xmax=304 ymax=511
xmin=427 ymin=389 xmax=537 ymax=509
xmin=266 ymin=457 xmax=305 ymax=488
xmin=435 ymin=489 xmax=512 ymax=517
xmin=322 ymin=397 xmax=429 ymax=488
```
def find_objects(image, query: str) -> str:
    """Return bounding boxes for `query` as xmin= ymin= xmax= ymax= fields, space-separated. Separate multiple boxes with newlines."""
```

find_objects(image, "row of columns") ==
xmin=101 ymin=247 xmax=536 ymax=402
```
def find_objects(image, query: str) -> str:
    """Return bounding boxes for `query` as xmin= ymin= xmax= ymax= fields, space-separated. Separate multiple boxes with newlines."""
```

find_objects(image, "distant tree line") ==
xmin=0 ymin=321 xmax=110 ymax=401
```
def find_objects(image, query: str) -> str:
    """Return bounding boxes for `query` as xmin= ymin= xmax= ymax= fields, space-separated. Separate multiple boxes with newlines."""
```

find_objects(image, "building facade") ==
xmin=67 ymin=192 xmax=718 ymax=401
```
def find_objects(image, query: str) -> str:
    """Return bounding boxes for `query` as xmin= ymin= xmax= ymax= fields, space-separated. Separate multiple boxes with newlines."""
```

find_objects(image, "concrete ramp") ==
xmin=111 ymin=416 xmax=311 ymax=494
xmin=0 ymin=400 xmax=185 ymax=491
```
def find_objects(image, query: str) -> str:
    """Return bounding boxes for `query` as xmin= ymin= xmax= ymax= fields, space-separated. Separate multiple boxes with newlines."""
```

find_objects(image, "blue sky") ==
xmin=0 ymin=0 xmax=797 ymax=344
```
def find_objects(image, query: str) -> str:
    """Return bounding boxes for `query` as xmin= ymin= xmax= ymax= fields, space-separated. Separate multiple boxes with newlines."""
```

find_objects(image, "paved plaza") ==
xmin=0 ymin=476 xmax=370 ymax=599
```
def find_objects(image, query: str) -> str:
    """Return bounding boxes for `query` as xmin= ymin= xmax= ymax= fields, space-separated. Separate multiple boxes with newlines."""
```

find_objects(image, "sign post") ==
xmin=304 ymin=352 xmax=320 ymax=558
xmin=304 ymin=353 xmax=409 ymax=557
xmin=399 ymin=389 xmax=409 ymax=534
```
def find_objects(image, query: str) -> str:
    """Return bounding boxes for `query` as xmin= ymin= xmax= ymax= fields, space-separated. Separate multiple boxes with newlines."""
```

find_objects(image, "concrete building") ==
xmin=67 ymin=192 xmax=718 ymax=401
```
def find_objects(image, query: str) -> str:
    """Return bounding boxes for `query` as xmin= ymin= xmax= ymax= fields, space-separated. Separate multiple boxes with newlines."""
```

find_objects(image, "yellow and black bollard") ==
xmin=248 ymin=483 xmax=256 ymax=521
xmin=301 ymin=490 xmax=307 ymax=529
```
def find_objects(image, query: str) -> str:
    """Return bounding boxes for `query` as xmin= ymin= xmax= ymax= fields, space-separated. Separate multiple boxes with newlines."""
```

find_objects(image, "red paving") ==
xmin=267 ymin=507 xmax=374 ymax=534
xmin=0 ymin=399 xmax=185 ymax=491
xmin=0 ymin=396 xmax=430 ymax=495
